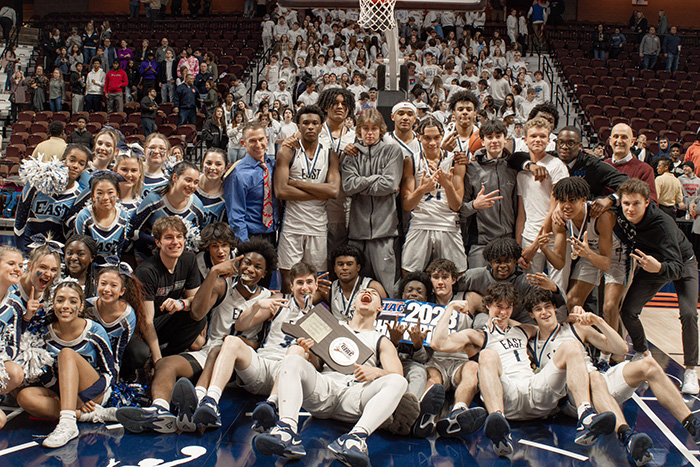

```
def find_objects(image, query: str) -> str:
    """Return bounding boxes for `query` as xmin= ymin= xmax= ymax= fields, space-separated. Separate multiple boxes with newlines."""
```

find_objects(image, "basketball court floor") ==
xmin=0 ymin=290 xmax=698 ymax=466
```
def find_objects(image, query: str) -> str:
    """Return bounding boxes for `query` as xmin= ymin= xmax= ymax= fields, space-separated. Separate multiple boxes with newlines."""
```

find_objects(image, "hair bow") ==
xmin=101 ymin=255 xmax=134 ymax=277
xmin=102 ymin=125 xmax=126 ymax=142
xmin=90 ymin=170 xmax=127 ymax=184
xmin=28 ymin=234 xmax=64 ymax=254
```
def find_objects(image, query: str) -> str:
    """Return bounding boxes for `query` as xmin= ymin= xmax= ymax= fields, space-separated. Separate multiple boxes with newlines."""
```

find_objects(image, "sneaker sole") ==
xmin=116 ymin=407 xmax=177 ymax=434
xmin=682 ymin=384 xmax=700 ymax=395
xmin=252 ymin=404 xmax=277 ymax=432
xmin=575 ymin=412 xmax=616 ymax=446
xmin=413 ymin=385 xmax=445 ymax=438
xmin=484 ymin=413 xmax=513 ymax=457
xmin=254 ymin=433 xmax=305 ymax=459
xmin=193 ymin=406 xmax=222 ymax=429
xmin=382 ymin=392 xmax=420 ymax=436
xmin=172 ymin=378 xmax=198 ymax=432
xmin=436 ymin=407 xmax=488 ymax=438
xmin=629 ymin=433 xmax=654 ymax=466
xmin=328 ymin=442 xmax=370 ymax=467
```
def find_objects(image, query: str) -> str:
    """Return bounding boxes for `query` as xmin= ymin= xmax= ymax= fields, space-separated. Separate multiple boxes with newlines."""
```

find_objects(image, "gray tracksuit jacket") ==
xmin=341 ymin=139 xmax=403 ymax=240
xmin=462 ymin=148 xmax=518 ymax=247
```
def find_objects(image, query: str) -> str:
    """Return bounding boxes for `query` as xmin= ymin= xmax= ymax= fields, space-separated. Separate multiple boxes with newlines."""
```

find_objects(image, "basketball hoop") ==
xmin=358 ymin=0 xmax=397 ymax=31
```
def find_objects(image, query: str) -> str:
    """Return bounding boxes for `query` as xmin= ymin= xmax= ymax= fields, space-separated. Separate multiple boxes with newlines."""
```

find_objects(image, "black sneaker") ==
xmin=412 ymin=384 xmax=445 ymax=438
xmin=251 ymin=400 xmax=278 ymax=432
xmin=436 ymin=406 xmax=487 ymax=438
xmin=484 ymin=412 xmax=513 ymax=457
xmin=171 ymin=378 xmax=198 ymax=432
xmin=254 ymin=421 xmax=306 ymax=459
xmin=328 ymin=432 xmax=370 ymax=467
xmin=575 ymin=407 xmax=616 ymax=446
xmin=116 ymin=405 xmax=177 ymax=434
xmin=621 ymin=431 xmax=654 ymax=466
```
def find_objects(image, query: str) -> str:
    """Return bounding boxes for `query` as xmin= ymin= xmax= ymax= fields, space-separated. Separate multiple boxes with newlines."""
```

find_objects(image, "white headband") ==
xmin=392 ymin=102 xmax=417 ymax=114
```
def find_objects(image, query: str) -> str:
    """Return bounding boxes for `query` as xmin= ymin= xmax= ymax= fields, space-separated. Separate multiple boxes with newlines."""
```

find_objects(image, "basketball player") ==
xmin=537 ymin=177 xmax=626 ymax=340
xmin=274 ymin=105 xmax=340 ymax=292
xmin=433 ymin=283 xmax=615 ymax=456
xmin=253 ymin=288 xmax=409 ymax=467
xmin=516 ymin=118 xmax=569 ymax=274
xmin=384 ymin=101 xmax=421 ymax=159
xmin=401 ymin=117 xmax=467 ymax=275
xmin=441 ymin=90 xmax=483 ymax=161
xmin=317 ymin=245 xmax=386 ymax=322
xmin=527 ymin=288 xmax=700 ymax=465
xmin=116 ymin=239 xmax=276 ymax=433
xmin=416 ymin=258 xmax=485 ymax=438
xmin=188 ymin=262 xmax=319 ymax=430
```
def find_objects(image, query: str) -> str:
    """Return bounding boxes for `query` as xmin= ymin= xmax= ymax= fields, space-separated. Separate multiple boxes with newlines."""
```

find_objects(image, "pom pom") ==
xmin=0 ymin=352 xmax=11 ymax=392
xmin=16 ymin=331 xmax=54 ymax=383
xmin=19 ymin=157 xmax=69 ymax=196
xmin=108 ymin=381 xmax=151 ymax=408
xmin=163 ymin=156 xmax=179 ymax=177
xmin=182 ymin=218 xmax=201 ymax=251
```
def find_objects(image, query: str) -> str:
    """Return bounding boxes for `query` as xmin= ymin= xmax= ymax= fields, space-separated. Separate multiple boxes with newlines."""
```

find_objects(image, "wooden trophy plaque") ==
xmin=282 ymin=304 xmax=374 ymax=374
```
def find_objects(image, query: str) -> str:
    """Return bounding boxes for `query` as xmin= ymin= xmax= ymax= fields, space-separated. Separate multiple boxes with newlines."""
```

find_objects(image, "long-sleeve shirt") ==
xmin=104 ymin=68 xmax=128 ymax=94
xmin=605 ymin=155 xmax=658 ymax=203
xmin=177 ymin=56 xmax=199 ymax=78
xmin=223 ymin=154 xmax=279 ymax=241
xmin=655 ymin=171 xmax=683 ymax=207
xmin=86 ymin=69 xmax=105 ymax=95
xmin=663 ymin=34 xmax=681 ymax=55
xmin=139 ymin=60 xmax=158 ymax=80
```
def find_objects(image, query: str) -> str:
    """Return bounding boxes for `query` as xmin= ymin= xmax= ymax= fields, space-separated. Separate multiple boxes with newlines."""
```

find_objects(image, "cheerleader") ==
xmin=16 ymin=280 xmax=118 ymax=448
xmin=14 ymin=144 xmax=91 ymax=252
xmin=74 ymin=172 xmax=131 ymax=260
xmin=113 ymin=148 xmax=145 ymax=217
xmin=63 ymin=235 xmax=98 ymax=298
xmin=0 ymin=246 xmax=27 ymax=429
xmin=87 ymin=128 xmax=119 ymax=173
xmin=11 ymin=240 xmax=62 ymax=331
xmin=142 ymin=133 xmax=171 ymax=196
xmin=195 ymin=149 xmax=227 ymax=226
xmin=196 ymin=222 xmax=239 ymax=278
xmin=85 ymin=259 xmax=145 ymax=369
xmin=129 ymin=161 xmax=205 ymax=256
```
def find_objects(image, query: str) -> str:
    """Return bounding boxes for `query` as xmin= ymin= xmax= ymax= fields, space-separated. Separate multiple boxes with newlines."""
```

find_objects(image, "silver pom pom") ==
xmin=182 ymin=218 xmax=201 ymax=251
xmin=16 ymin=332 xmax=54 ymax=383
xmin=19 ymin=157 xmax=69 ymax=196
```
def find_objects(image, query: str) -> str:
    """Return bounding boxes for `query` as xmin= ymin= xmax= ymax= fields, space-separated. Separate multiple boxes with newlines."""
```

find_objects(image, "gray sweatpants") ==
xmin=349 ymin=237 xmax=398 ymax=297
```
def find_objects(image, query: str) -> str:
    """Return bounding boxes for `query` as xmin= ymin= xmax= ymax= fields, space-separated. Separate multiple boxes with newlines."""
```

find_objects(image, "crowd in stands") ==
xmin=1 ymin=3 xmax=700 ymax=466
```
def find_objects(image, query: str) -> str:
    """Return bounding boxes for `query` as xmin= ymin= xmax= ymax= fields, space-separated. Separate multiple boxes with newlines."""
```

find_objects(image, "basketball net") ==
xmin=358 ymin=0 xmax=397 ymax=31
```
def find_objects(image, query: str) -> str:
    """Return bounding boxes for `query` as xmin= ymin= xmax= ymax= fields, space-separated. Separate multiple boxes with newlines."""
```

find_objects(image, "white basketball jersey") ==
xmin=282 ymin=142 xmax=330 ymax=236
xmin=409 ymin=151 xmax=460 ymax=231
xmin=330 ymin=277 xmax=373 ymax=322
xmin=384 ymin=131 xmax=421 ymax=160
xmin=322 ymin=323 xmax=385 ymax=382
xmin=568 ymin=213 xmax=620 ymax=258
xmin=530 ymin=323 xmax=596 ymax=372
xmin=482 ymin=322 xmax=532 ymax=379
xmin=203 ymin=279 xmax=272 ymax=353
xmin=257 ymin=294 xmax=311 ymax=361
xmin=319 ymin=124 xmax=355 ymax=225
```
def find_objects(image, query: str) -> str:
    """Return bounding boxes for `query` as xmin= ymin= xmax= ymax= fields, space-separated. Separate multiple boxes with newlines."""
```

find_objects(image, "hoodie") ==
xmin=614 ymin=201 xmax=694 ymax=282
xmin=653 ymin=137 xmax=671 ymax=160
xmin=462 ymin=148 xmax=518 ymax=247
xmin=341 ymin=139 xmax=403 ymax=240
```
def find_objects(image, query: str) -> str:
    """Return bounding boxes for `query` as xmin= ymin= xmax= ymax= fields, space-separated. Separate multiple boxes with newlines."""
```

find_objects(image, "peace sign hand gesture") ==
xmin=630 ymin=249 xmax=662 ymax=273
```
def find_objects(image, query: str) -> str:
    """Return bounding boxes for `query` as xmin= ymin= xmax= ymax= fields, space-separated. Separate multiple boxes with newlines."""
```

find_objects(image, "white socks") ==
xmin=207 ymin=385 xmax=223 ymax=403
xmin=577 ymin=402 xmax=592 ymax=418
xmin=453 ymin=402 xmax=468 ymax=412
xmin=195 ymin=386 xmax=207 ymax=403
xmin=153 ymin=398 xmax=170 ymax=411
xmin=60 ymin=409 xmax=76 ymax=426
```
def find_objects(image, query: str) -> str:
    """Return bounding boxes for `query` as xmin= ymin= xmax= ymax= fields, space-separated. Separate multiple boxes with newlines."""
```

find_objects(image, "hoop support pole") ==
xmin=385 ymin=27 xmax=399 ymax=91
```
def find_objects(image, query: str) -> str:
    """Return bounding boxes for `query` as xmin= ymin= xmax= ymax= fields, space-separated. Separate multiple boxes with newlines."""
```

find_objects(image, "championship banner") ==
xmin=375 ymin=299 xmax=462 ymax=347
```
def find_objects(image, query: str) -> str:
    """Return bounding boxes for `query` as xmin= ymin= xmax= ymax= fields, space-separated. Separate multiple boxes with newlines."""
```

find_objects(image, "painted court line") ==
xmin=4 ymin=408 xmax=23 ymax=423
xmin=517 ymin=439 xmax=588 ymax=461
xmin=632 ymin=393 xmax=700 ymax=467
xmin=106 ymin=424 xmax=123 ymax=430
xmin=245 ymin=412 xmax=311 ymax=417
xmin=639 ymin=397 xmax=658 ymax=401
xmin=0 ymin=441 xmax=38 ymax=457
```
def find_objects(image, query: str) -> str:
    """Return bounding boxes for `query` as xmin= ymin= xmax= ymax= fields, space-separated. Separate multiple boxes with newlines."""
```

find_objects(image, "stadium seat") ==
xmin=109 ymin=112 xmax=127 ymax=125
xmin=9 ymin=132 xmax=28 ymax=145
xmin=597 ymin=95 xmax=613 ymax=107
xmin=52 ymin=111 xmax=70 ymax=122
xmin=643 ymin=88 xmax=660 ymax=99
xmin=659 ymin=89 xmax=677 ymax=100
xmin=675 ymin=109 xmax=691 ymax=122
xmin=158 ymin=124 xmax=177 ymax=136
xmin=608 ymin=86 xmax=625 ymax=98
xmin=120 ymin=123 xmax=138 ymax=136
xmin=655 ymin=108 xmax=672 ymax=121
xmin=603 ymin=105 xmax=621 ymax=118
xmin=127 ymin=112 xmax=142 ymax=124
xmin=86 ymin=122 xmax=102 ymax=133
xmin=669 ymin=120 xmax=687 ymax=133
xmin=630 ymin=118 xmax=647 ymax=132
xmin=27 ymin=133 xmax=47 ymax=146
xmin=641 ymin=129 xmax=658 ymax=140
xmin=91 ymin=112 xmax=108 ymax=124
xmin=35 ymin=111 xmax=53 ymax=122
xmin=663 ymin=99 xmax=680 ymax=110
xmin=620 ymin=106 xmax=638 ymax=118
xmin=17 ymin=111 xmax=35 ymax=122
xmin=30 ymin=122 xmax=49 ymax=133
xmin=627 ymin=87 xmax=643 ymax=98
xmin=659 ymin=130 xmax=679 ymax=142
xmin=5 ymin=144 xmax=25 ymax=158
xmin=71 ymin=111 xmax=89 ymax=122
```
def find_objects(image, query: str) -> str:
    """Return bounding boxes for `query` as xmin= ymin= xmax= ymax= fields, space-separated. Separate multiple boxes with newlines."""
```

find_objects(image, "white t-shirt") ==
xmin=517 ymin=153 xmax=568 ymax=242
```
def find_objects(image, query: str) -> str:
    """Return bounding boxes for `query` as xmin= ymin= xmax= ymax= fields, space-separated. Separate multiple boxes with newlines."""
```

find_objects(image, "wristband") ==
xmin=179 ymin=299 xmax=186 ymax=310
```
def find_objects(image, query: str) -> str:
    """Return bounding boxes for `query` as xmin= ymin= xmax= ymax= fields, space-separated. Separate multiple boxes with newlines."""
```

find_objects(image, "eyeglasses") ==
xmin=557 ymin=140 xmax=580 ymax=148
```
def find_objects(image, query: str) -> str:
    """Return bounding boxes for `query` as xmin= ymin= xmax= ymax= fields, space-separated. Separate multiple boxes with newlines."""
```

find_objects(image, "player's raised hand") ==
xmin=257 ymin=297 xmax=289 ymax=314
xmin=297 ymin=337 xmax=315 ymax=352
xmin=568 ymin=231 xmax=592 ymax=259
xmin=537 ymin=231 xmax=553 ymax=250
xmin=418 ymin=172 xmax=437 ymax=194
xmin=387 ymin=316 xmax=408 ymax=346
xmin=212 ymin=255 xmax=244 ymax=278
xmin=409 ymin=317 xmax=428 ymax=349
xmin=353 ymin=363 xmax=383 ymax=383
xmin=526 ymin=272 xmax=558 ymax=292
xmin=316 ymin=272 xmax=331 ymax=295
xmin=281 ymin=134 xmax=301 ymax=150
xmin=472 ymin=185 xmax=503 ymax=210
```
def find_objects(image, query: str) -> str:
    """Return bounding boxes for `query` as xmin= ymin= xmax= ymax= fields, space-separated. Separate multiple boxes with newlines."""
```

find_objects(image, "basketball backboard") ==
xmin=278 ymin=0 xmax=487 ymax=10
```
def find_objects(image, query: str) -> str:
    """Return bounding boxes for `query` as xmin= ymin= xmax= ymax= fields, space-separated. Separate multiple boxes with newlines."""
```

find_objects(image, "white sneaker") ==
xmin=631 ymin=351 xmax=649 ymax=362
xmin=682 ymin=369 xmax=699 ymax=395
xmin=78 ymin=405 xmax=119 ymax=424
xmin=43 ymin=420 xmax=79 ymax=448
